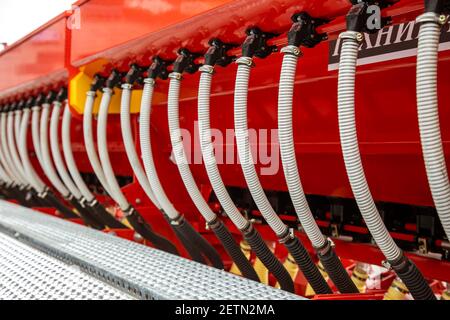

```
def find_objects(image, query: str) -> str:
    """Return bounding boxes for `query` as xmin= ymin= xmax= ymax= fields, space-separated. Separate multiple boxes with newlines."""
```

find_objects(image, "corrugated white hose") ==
xmin=18 ymin=108 xmax=46 ymax=192
xmin=2 ymin=113 xmax=25 ymax=185
xmin=338 ymin=31 xmax=401 ymax=261
xmin=198 ymin=66 xmax=249 ymax=230
xmin=0 ymin=114 xmax=15 ymax=184
xmin=139 ymin=78 xmax=181 ymax=221
xmin=278 ymin=47 xmax=327 ymax=248
xmin=62 ymin=104 xmax=96 ymax=202
xmin=83 ymin=91 xmax=112 ymax=196
xmin=167 ymin=73 xmax=217 ymax=223
xmin=416 ymin=12 xmax=450 ymax=240
xmin=120 ymin=84 xmax=161 ymax=209
xmin=39 ymin=103 xmax=70 ymax=198
xmin=50 ymin=101 xmax=83 ymax=200
xmin=7 ymin=112 xmax=28 ymax=185
xmin=31 ymin=107 xmax=45 ymax=167
xmin=234 ymin=57 xmax=289 ymax=237
xmin=97 ymin=88 xmax=130 ymax=211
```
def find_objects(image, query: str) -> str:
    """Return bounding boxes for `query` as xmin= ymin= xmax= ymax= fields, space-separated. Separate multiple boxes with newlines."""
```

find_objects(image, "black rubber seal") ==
xmin=243 ymin=225 xmax=295 ymax=293
xmin=283 ymin=235 xmax=332 ymax=295
xmin=316 ymin=240 xmax=359 ymax=294
xmin=389 ymin=254 xmax=436 ymax=300
xmin=209 ymin=218 xmax=260 ymax=282
xmin=126 ymin=207 xmax=179 ymax=255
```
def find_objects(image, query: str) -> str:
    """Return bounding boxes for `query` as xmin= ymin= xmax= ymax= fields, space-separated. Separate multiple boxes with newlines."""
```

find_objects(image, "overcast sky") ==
xmin=0 ymin=0 xmax=74 ymax=47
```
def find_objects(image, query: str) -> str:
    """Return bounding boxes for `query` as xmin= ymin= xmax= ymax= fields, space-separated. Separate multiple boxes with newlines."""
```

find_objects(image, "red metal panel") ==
xmin=70 ymin=0 xmax=236 ymax=66
xmin=0 ymin=14 xmax=69 ymax=100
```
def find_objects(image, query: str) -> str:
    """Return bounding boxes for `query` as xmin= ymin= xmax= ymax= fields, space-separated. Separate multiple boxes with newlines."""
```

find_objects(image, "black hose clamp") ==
xmin=148 ymin=56 xmax=172 ymax=80
xmin=45 ymin=90 xmax=57 ymax=104
xmin=204 ymin=38 xmax=236 ymax=67
xmin=278 ymin=228 xmax=295 ymax=244
xmin=241 ymin=27 xmax=278 ymax=59
xmin=90 ymin=74 xmax=106 ymax=92
xmin=56 ymin=87 xmax=68 ymax=103
xmin=172 ymin=48 xmax=202 ymax=74
xmin=425 ymin=0 xmax=450 ymax=14
xmin=124 ymin=63 xmax=146 ymax=85
xmin=287 ymin=12 xmax=328 ymax=48
xmin=105 ymin=69 xmax=124 ymax=89
xmin=346 ymin=1 xmax=393 ymax=33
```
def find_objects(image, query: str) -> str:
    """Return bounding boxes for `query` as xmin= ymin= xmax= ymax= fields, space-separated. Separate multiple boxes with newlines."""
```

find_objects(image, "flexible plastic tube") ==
xmin=50 ymin=101 xmax=83 ymax=200
xmin=83 ymin=91 xmax=112 ymax=196
xmin=39 ymin=103 xmax=70 ymax=198
xmin=18 ymin=108 xmax=46 ymax=192
xmin=97 ymin=88 xmax=130 ymax=211
xmin=278 ymin=46 xmax=358 ymax=294
xmin=338 ymin=31 xmax=435 ymax=300
xmin=197 ymin=66 xmax=294 ymax=292
xmin=139 ymin=79 xmax=180 ymax=221
xmin=0 ymin=114 xmax=16 ymax=183
xmin=120 ymin=84 xmax=161 ymax=208
xmin=167 ymin=74 xmax=217 ymax=223
xmin=416 ymin=12 xmax=450 ymax=240
xmin=61 ymin=104 xmax=125 ymax=229
xmin=7 ymin=112 xmax=28 ymax=184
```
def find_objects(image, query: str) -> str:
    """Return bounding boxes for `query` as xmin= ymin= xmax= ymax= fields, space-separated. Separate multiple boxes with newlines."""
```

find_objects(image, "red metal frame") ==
xmin=1 ymin=0 xmax=449 ymax=297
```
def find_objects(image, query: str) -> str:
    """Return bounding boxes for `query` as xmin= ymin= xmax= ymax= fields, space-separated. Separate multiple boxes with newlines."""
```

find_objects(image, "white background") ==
xmin=0 ymin=0 xmax=75 ymax=49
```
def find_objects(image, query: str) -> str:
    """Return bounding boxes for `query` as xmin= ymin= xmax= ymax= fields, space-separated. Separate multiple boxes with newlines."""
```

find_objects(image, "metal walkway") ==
xmin=0 ymin=201 xmax=303 ymax=300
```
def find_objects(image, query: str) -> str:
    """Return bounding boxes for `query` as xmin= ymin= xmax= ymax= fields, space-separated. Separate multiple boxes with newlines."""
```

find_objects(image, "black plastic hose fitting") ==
xmin=287 ymin=12 xmax=328 ymax=48
xmin=388 ymin=255 xmax=436 ymax=300
xmin=241 ymin=27 xmax=278 ymax=59
xmin=148 ymin=56 xmax=172 ymax=80
xmin=204 ymin=39 xmax=236 ymax=67
xmin=172 ymin=48 xmax=202 ymax=74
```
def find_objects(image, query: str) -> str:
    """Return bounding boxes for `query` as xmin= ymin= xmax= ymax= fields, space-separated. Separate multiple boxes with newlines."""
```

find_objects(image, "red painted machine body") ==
xmin=1 ymin=0 xmax=449 ymax=292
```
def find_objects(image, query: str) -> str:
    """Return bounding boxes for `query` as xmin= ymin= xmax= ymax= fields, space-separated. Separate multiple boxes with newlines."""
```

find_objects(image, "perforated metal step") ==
xmin=0 ymin=232 xmax=134 ymax=300
xmin=0 ymin=201 xmax=303 ymax=300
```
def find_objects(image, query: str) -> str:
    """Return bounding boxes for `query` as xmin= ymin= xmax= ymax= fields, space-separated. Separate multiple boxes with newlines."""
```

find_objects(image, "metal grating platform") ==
xmin=0 ymin=201 xmax=303 ymax=300
xmin=0 ymin=232 xmax=134 ymax=300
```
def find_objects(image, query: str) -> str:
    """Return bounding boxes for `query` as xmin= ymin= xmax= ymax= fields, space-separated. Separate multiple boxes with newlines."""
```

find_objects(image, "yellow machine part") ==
xmin=229 ymin=241 xmax=269 ymax=285
xmin=351 ymin=265 xmax=369 ymax=293
xmin=383 ymin=279 xmax=410 ymax=300
xmin=70 ymin=70 xmax=143 ymax=115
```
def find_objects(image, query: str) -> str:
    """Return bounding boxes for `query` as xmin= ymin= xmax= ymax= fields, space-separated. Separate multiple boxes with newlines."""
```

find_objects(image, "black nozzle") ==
xmin=241 ymin=27 xmax=278 ymax=59
xmin=425 ymin=0 xmax=450 ymax=14
xmin=125 ymin=64 xmax=145 ymax=85
xmin=9 ymin=101 xmax=19 ymax=112
xmin=288 ymin=12 xmax=328 ymax=48
xmin=105 ymin=69 xmax=123 ymax=89
xmin=45 ymin=90 xmax=57 ymax=104
xmin=25 ymin=96 xmax=36 ymax=109
xmin=347 ymin=1 xmax=392 ymax=33
xmin=204 ymin=38 xmax=236 ymax=67
xmin=90 ymin=74 xmax=106 ymax=92
xmin=148 ymin=56 xmax=172 ymax=80
xmin=56 ymin=87 xmax=68 ymax=102
xmin=172 ymin=48 xmax=202 ymax=74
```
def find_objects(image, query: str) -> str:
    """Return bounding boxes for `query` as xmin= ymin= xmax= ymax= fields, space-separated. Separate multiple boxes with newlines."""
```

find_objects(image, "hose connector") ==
xmin=204 ymin=38 xmax=236 ymax=67
xmin=34 ymin=93 xmax=46 ymax=107
xmin=172 ymin=48 xmax=202 ymax=74
xmin=45 ymin=90 xmax=57 ymax=104
xmin=241 ymin=27 xmax=278 ymax=59
xmin=124 ymin=63 xmax=145 ymax=85
xmin=16 ymin=99 xmax=26 ymax=111
xmin=56 ymin=87 xmax=68 ymax=103
xmin=278 ymin=227 xmax=295 ymax=244
xmin=105 ymin=69 xmax=124 ymax=89
xmin=287 ymin=12 xmax=327 ymax=48
xmin=346 ymin=1 xmax=392 ymax=34
xmin=90 ymin=74 xmax=106 ymax=92
xmin=25 ymin=96 xmax=36 ymax=109
xmin=147 ymin=56 xmax=172 ymax=80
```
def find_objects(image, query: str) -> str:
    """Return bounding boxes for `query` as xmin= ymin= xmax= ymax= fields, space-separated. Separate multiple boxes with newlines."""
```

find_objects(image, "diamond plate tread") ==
xmin=0 ymin=201 xmax=303 ymax=300
xmin=0 ymin=232 xmax=134 ymax=300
